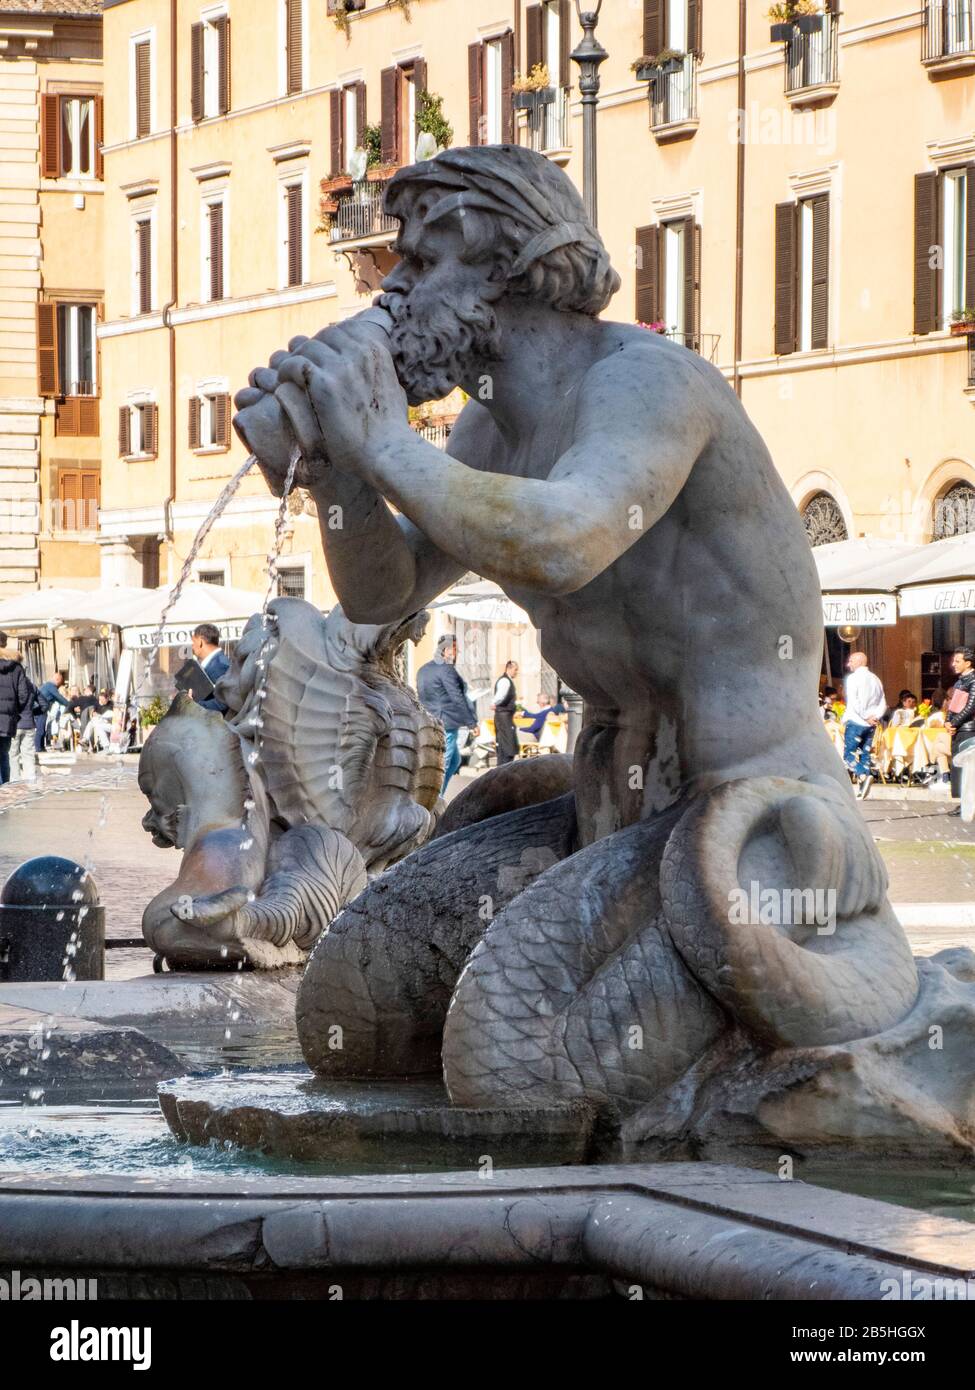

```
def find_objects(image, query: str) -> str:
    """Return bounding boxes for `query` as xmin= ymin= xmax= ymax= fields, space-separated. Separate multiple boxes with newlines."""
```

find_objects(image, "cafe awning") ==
xmin=813 ymin=540 xmax=928 ymax=627
xmin=898 ymin=534 xmax=975 ymax=617
xmin=0 ymin=583 xmax=267 ymax=645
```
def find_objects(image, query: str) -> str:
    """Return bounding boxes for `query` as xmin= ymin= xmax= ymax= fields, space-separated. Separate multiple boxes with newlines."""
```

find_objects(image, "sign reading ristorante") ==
xmin=122 ymin=620 xmax=249 ymax=650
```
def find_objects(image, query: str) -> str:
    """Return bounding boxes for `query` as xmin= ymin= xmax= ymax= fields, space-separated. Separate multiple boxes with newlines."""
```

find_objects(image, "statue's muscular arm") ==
xmin=273 ymin=336 xmax=716 ymax=616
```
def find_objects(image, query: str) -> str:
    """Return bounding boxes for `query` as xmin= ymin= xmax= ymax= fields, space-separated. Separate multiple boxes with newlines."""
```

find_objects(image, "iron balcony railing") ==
xmin=969 ymin=336 xmax=975 ymax=389
xmin=923 ymin=0 xmax=975 ymax=59
xmin=329 ymin=179 xmax=398 ymax=243
xmin=650 ymin=53 xmax=700 ymax=129
xmin=413 ymin=420 xmax=453 ymax=450
xmin=522 ymin=86 xmax=571 ymax=154
xmin=785 ymin=11 xmax=839 ymax=93
xmin=664 ymin=330 xmax=720 ymax=363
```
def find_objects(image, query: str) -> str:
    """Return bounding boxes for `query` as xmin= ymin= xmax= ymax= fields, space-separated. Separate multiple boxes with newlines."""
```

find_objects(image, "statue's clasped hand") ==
xmin=274 ymin=316 xmax=410 ymax=477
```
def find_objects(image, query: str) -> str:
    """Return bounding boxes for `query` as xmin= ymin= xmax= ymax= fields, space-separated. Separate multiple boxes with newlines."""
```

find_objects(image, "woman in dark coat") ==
xmin=0 ymin=631 xmax=32 ymax=784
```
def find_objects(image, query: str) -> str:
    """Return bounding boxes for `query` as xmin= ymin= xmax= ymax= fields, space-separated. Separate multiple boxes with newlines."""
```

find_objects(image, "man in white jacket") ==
xmin=843 ymin=651 xmax=887 ymax=797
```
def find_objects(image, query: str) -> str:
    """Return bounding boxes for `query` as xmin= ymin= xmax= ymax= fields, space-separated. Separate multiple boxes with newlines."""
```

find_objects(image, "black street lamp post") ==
xmin=570 ymin=0 xmax=607 ymax=229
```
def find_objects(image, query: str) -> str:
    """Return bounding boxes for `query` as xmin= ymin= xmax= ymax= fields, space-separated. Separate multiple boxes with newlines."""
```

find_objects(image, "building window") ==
xmin=132 ymin=214 xmax=154 ymax=315
xmin=57 ymin=304 xmax=97 ymax=397
xmin=41 ymin=93 xmax=103 ymax=179
xmin=330 ymin=81 xmax=366 ymax=175
xmin=468 ymin=32 xmax=514 ymax=145
xmin=119 ymin=401 xmax=159 ymax=460
xmin=376 ymin=60 xmax=428 ymax=167
xmin=935 ymin=481 xmax=975 ymax=538
xmin=189 ymin=391 xmax=231 ymax=451
xmin=192 ymin=9 xmax=231 ymax=122
xmin=197 ymin=568 xmax=226 ymax=586
xmin=633 ymin=218 xmax=702 ymax=351
xmin=802 ymin=492 xmax=848 ymax=547
xmin=774 ymin=193 xmax=829 ymax=355
xmin=284 ymin=0 xmax=305 ymax=96
xmin=55 ymin=469 xmax=99 ymax=532
xmin=277 ymin=566 xmax=306 ymax=599
xmin=914 ymin=166 xmax=974 ymax=334
xmin=924 ymin=1 xmax=975 ymax=61
xmin=131 ymin=35 xmax=153 ymax=138
xmin=281 ymin=179 xmax=305 ymax=287
xmin=944 ymin=168 xmax=969 ymax=324
xmin=37 ymin=302 xmax=98 ymax=400
xmin=201 ymin=196 xmax=227 ymax=301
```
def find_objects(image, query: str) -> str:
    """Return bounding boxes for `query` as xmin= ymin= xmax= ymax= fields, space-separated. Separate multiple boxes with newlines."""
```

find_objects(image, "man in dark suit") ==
xmin=190 ymin=623 xmax=230 ymax=714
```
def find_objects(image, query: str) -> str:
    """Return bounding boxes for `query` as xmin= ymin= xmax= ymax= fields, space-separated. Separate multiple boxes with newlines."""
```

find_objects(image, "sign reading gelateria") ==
xmin=899 ymin=583 xmax=975 ymax=617
xmin=122 ymin=620 xmax=249 ymax=650
xmin=821 ymin=594 xmax=897 ymax=627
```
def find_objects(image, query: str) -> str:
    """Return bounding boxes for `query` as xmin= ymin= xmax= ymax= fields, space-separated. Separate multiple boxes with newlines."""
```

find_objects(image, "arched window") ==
xmin=934 ymin=482 xmax=975 ymax=539
xmin=801 ymin=491 xmax=848 ymax=547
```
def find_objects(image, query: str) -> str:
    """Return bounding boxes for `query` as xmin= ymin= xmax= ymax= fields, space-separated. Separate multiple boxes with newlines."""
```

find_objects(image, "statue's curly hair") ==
xmin=384 ymin=145 xmax=621 ymax=317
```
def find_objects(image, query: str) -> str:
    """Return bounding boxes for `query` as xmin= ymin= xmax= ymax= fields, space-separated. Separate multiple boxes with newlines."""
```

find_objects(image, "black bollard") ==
xmin=0 ymin=856 xmax=105 ymax=982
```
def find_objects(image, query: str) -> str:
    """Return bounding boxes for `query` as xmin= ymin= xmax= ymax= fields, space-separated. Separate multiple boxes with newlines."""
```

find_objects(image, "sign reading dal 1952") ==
xmin=821 ymin=594 xmax=897 ymax=627
xmin=122 ymin=620 xmax=248 ymax=651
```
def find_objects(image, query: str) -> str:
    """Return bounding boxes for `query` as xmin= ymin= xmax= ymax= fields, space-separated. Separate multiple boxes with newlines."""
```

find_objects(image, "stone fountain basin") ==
xmin=2 ymin=1162 xmax=974 ymax=1301
xmin=159 ymin=1071 xmax=601 ymax=1169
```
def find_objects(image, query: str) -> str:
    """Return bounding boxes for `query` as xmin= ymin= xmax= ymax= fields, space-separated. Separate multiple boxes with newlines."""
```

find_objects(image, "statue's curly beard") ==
xmin=377 ymin=290 xmax=503 ymax=406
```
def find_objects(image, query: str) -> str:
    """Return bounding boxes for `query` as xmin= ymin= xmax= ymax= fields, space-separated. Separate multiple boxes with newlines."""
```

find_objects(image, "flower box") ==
xmin=950 ymin=319 xmax=975 ymax=336
xmin=512 ymin=87 xmax=556 ymax=110
xmin=770 ymin=21 xmax=795 ymax=41
xmin=795 ymin=13 xmax=825 ymax=33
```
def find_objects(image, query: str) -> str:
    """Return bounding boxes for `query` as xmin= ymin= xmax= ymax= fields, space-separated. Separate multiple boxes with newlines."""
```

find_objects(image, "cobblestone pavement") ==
xmin=0 ymin=767 xmax=972 ymax=981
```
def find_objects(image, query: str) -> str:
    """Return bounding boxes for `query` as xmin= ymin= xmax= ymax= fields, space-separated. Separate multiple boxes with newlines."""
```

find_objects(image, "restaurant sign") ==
xmin=821 ymin=593 xmax=897 ymax=627
xmin=899 ymin=583 xmax=975 ymax=618
xmin=122 ymin=619 xmax=249 ymax=651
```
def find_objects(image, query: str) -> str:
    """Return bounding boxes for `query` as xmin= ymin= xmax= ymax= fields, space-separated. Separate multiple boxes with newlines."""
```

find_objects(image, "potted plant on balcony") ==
xmin=654 ymin=48 xmax=686 ymax=74
xmin=950 ymin=308 xmax=975 ymax=335
xmin=415 ymin=90 xmax=454 ymax=154
xmin=512 ymin=64 xmax=555 ymax=111
xmin=767 ymin=1 xmax=820 ymax=43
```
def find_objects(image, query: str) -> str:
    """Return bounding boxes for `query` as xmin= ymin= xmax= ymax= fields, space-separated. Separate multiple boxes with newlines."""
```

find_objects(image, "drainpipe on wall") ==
xmin=161 ymin=0 xmax=178 ymax=560
xmin=733 ymin=0 xmax=746 ymax=399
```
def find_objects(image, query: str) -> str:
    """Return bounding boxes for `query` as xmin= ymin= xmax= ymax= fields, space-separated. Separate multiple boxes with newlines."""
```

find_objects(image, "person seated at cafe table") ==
xmin=889 ymin=690 xmax=924 ymax=729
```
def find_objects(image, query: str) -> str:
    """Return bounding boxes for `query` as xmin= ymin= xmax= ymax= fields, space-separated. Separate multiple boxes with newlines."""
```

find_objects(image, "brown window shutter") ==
xmin=215 ymin=393 xmax=230 ymax=448
xmin=913 ymin=171 xmax=939 ymax=336
xmin=118 ymin=406 xmax=131 ymax=458
xmin=810 ymin=194 xmax=829 ymax=351
xmin=56 ymin=399 xmax=80 ymax=438
xmin=59 ymin=470 xmax=80 ymax=529
xmin=209 ymin=201 xmax=224 ymax=300
xmin=135 ymin=40 xmax=151 ymax=137
xmin=287 ymin=184 xmax=303 ymax=285
xmin=413 ymin=58 xmax=428 ymax=95
xmin=683 ymin=218 xmax=702 ymax=350
xmin=526 ymin=5 xmax=543 ymax=74
xmin=189 ymin=396 xmax=201 ymax=450
xmin=774 ymin=200 xmax=798 ymax=356
xmin=94 ymin=96 xmax=104 ymax=179
xmin=356 ymin=81 xmax=367 ymax=144
xmin=501 ymin=31 xmax=515 ymax=142
xmin=138 ymin=219 xmax=152 ymax=313
xmin=191 ymin=22 xmax=204 ymax=123
xmin=41 ymin=93 xmax=60 ymax=178
xmin=559 ymin=1 xmax=572 ymax=86
xmin=37 ymin=301 xmax=59 ymax=397
xmin=330 ymin=88 xmax=342 ymax=175
xmin=145 ymin=403 xmax=159 ymax=458
xmin=216 ymin=15 xmax=231 ymax=115
xmin=966 ymin=167 xmax=975 ymax=313
xmin=688 ymin=0 xmax=703 ymax=55
xmin=643 ymin=0 xmax=665 ymax=57
xmin=468 ymin=42 xmax=483 ymax=145
xmin=78 ymin=397 xmax=99 ymax=437
xmin=80 ymin=470 xmax=99 ymax=529
xmin=286 ymin=0 xmax=302 ymax=96
xmin=380 ymin=66 xmax=399 ymax=164
xmin=634 ymin=225 xmax=660 ymax=324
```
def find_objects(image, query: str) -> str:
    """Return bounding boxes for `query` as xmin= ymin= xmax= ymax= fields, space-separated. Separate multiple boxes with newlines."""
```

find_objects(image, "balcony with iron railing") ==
xmin=519 ymin=86 xmax=571 ymax=158
xmin=649 ymin=54 xmax=700 ymax=139
xmin=923 ymin=0 xmax=975 ymax=71
xmin=328 ymin=177 xmax=398 ymax=245
xmin=784 ymin=11 xmax=840 ymax=102
xmin=663 ymin=330 xmax=720 ymax=363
